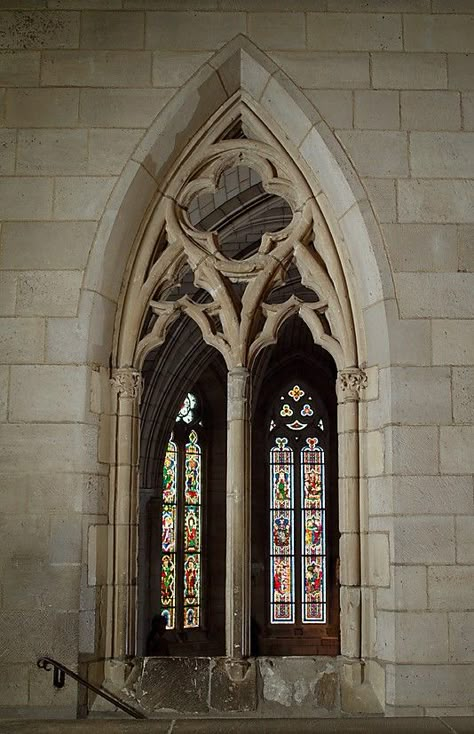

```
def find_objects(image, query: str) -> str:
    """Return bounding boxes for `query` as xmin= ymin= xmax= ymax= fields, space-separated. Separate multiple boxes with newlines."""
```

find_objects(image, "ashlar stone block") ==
xmin=398 ymin=180 xmax=474 ymax=224
xmin=382 ymin=223 xmax=458 ymax=272
xmin=428 ymin=566 xmax=474 ymax=610
xmin=0 ymin=423 xmax=99 ymax=474
xmin=385 ymin=426 xmax=438 ymax=476
xmin=0 ymin=128 xmax=16 ymax=174
xmin=145 ymin=11 xmax=246 ymax=50
xmin=410 ymin=132 xmax=474 ymax=179
xmin=41 ymin=50 xmax=152 ymax=87
xmin=404 ymin=14 xmax=474 ymax=53
xmin=394 ymin=476 xmax=474 ymax=516
xmin=363 ymin=178 xmax=397 ymax=223
xmin=80 ymin=11 xmax=145 ymax=49
xmin=248 ymin=12 xmax=306 ymax=50
xmin=401 ymin=91 xmax=461 ymax=131
xmin=377 ymin=611 xmax=448 ymax=664
xmin=0 ymin=50 xmax=40 ymax=86
xmin=271 ymin=51 xmax=370 ymax=89
xmin=392 ymin=516 xmax=455 ymax=565
xmin=386 ymin=662 xmax=474 ymax=707
xmin=9 ymin=365 xmax=89 ymax=422
xmin=377 ymin=566 xmax=428 ymax=612
xmin=463 ymin=92 xmax=474 ymax=130
xmin=0 ymin=11 xmax=79 ymax=49
xmin=0 ymin=365 xmax=8 ymax=421
xmin=0 ymin=177 xmax=53 ymax=220
xmin=456 ymin=516 xmax=474 ymax=564
xmin=0 ymin=221 xmax=96 ymax=271
xmin=372 ymin=52 xmax=447 ymax=90
xmin=88 ymin=129 xmax=143 ymax=176
xmin=17 ymin=129 xmax=88 ymax=175
xmin=354 ymin=90 xmax=399 ymax=130
xmin=304 ymin=89 xmax=353 ymax=129
xmin=440 ymin=426 xmax=474 ymax=474
xmin=0 ymin=317 xmax=44 ymax=363
xmin=53 ymin=176 xmax=116 ymax=220
xmin=448 ymin=53 xmax=474 ymax=90
xmin=80 ymin=87 xmax=174 ymax=126
xmin=452 ymin=367 xmax=474 ymax=424
xmin=0 ymin=665 xmax=28 ymax=706
xmin=5 ymin=88 xmax=79 ymax=127
xmin=396 ymin=273 xmax=474 ymax=318
xmin=449 ymin=612 xmax=474 ymax=663
xmin=337 ymin=130 xmax=408 ymax=177
xmin=16 ymin=270 xmax=82 ymax=317
xmin=0 ymin=272 xmax=16 ymax=316
xmin=307 ymin=12 xmax=402 ymax=51
xmin=433 ymin=320 xmax=474 ymax=366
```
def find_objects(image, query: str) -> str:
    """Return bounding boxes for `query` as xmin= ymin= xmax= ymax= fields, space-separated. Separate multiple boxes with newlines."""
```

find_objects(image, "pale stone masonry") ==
xmin=0 ymin=1 xmax=473 ymax=720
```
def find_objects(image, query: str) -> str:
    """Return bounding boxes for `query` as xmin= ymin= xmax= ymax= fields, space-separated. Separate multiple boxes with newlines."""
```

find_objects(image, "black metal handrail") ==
xmin=37 ymin=656 xmax=147 ymax=720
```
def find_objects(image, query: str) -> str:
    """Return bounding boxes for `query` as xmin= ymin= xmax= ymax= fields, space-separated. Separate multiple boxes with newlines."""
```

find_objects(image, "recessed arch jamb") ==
xmin=91 ymin=36 xmax=391 ymax=709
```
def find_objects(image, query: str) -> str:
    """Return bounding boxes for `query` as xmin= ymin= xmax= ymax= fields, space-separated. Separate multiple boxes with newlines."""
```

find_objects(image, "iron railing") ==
xmin=37 ymin=656 xmax=147 ymax=720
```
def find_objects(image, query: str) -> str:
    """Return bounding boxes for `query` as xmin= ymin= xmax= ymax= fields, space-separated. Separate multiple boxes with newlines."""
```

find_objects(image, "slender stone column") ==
xmin=225 ymin=366 xmax=251 ymax=663
xmin=109 ymin=367 xmax=141 ymax=658
xmin=337 ymin=367 xmax=367 ymax=660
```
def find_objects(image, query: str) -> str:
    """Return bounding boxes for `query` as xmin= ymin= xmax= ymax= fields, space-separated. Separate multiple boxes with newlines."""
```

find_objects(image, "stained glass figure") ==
xmin=183 ymin=430 xmax=201 ymax=628
xmin=270 ymin=437 xmax=295 ymax=623
xmin=301 ymin=437 xmax=326 ymax=623
xmin=160 ymin=439 xmax=177 ymax=628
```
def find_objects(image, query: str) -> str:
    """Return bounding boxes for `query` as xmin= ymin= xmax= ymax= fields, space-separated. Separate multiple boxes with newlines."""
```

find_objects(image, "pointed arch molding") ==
xmin=95 ymin=36 xmax=389 ymax=711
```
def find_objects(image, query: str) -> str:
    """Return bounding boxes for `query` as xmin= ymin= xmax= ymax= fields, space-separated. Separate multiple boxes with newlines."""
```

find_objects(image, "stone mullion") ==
xmin=225 ymin=366 xmax=252 ymax=665
xmin=109 ymin=368 xmax=141 ymax=659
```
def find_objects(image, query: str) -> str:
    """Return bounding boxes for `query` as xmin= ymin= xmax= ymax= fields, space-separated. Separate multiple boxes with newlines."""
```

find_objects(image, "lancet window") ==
xmin=160 ymin=393 xmax=203 ymax=631
xmin=269 ymin=384 xmax=327 ymax=627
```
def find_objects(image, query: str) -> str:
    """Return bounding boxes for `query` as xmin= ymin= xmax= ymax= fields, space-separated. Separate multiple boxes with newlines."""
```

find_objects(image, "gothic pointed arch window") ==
xmin=159 ymin=392 xmax=204 ymax=632
xmin=251 ymin=347 xmax=340 ymax=656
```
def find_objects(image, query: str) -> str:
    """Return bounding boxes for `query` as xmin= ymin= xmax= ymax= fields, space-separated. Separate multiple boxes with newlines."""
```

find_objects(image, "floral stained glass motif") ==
xmin=270 ymin=437 xmax=295 ymax=623
xmin=161 ymin=439 xmax=177 ymax=628
xmin=183 ymin=430 xmax=201 ymax=628
xmin=301 ymin=437 xmax=326 ymax=623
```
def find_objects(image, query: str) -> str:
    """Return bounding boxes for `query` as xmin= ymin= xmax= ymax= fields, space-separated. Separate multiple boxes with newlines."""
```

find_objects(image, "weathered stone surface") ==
xmin=132 ymin=657 xmax=210 ymax=713
xmin=209 ymin=658 xmax=257 ymax=712
xmin=258 ymin=658 xmax=340 ymax=713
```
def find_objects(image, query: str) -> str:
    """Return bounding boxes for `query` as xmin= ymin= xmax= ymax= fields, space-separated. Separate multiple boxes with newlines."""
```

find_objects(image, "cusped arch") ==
xmin=93 ymin=37 xmax=392 ymax=713
xmin=81 ymin=35 xmax=392 ymax=371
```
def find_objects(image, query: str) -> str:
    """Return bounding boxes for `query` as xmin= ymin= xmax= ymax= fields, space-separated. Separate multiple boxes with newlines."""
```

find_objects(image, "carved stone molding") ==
xmin=110 ymin=367 xmax=141 ymax=399
xmin=337 ymin=367 xmax=368 ymax=402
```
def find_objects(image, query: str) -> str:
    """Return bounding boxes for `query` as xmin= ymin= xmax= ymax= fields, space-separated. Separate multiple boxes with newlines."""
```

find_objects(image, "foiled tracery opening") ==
xmin=133 ymin=136 xmax=350 ymax=373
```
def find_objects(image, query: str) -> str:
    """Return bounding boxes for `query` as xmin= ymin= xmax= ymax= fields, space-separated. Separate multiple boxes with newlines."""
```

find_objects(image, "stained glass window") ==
xmin=183 ymin=430 xmax=201 ymax=628
xmin=270 ymin=437 xmax=294 ymax=624
xmin=159 ymin=395 xmax=203 ymax=631
xmin=160 ymin=438 xmax=177 ymax=628
xmin=269 ymin=384 xmax=327 ymax=626
xmin=301 ymin=437 xmax=326 ymax=623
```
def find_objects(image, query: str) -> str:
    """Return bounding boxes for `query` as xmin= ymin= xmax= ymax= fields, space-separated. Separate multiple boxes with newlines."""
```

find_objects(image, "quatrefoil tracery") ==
xmin=134 ymin=139 xmax=347 ymax=370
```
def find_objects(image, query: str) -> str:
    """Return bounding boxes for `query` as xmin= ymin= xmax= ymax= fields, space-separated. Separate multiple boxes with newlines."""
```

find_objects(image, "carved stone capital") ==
xmin=337 ymin=367 xmax=368 ymax=402
xmin=110 ymin=368 xmax=141 ymax=399
xmin=227 ymin=366 xmax=250 ymax=421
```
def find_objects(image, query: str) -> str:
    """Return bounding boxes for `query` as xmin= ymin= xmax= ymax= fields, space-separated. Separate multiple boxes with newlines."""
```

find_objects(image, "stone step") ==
xmin=0 ymin=719 xmax=473 ymax=734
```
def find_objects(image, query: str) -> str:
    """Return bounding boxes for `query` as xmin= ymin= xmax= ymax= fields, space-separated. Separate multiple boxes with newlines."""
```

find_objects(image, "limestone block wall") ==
xmin=0 ymin=0 xmax=473 ymax=717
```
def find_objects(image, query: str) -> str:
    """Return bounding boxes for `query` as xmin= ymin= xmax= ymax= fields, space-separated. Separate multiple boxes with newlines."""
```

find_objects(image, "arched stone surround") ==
xmin=82 ymin=37 xmax=394 ymax=714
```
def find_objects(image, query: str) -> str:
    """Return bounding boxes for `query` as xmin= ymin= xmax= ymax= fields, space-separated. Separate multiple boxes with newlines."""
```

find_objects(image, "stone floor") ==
xmin=1 ymin=719 xmax=474 ymax=733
